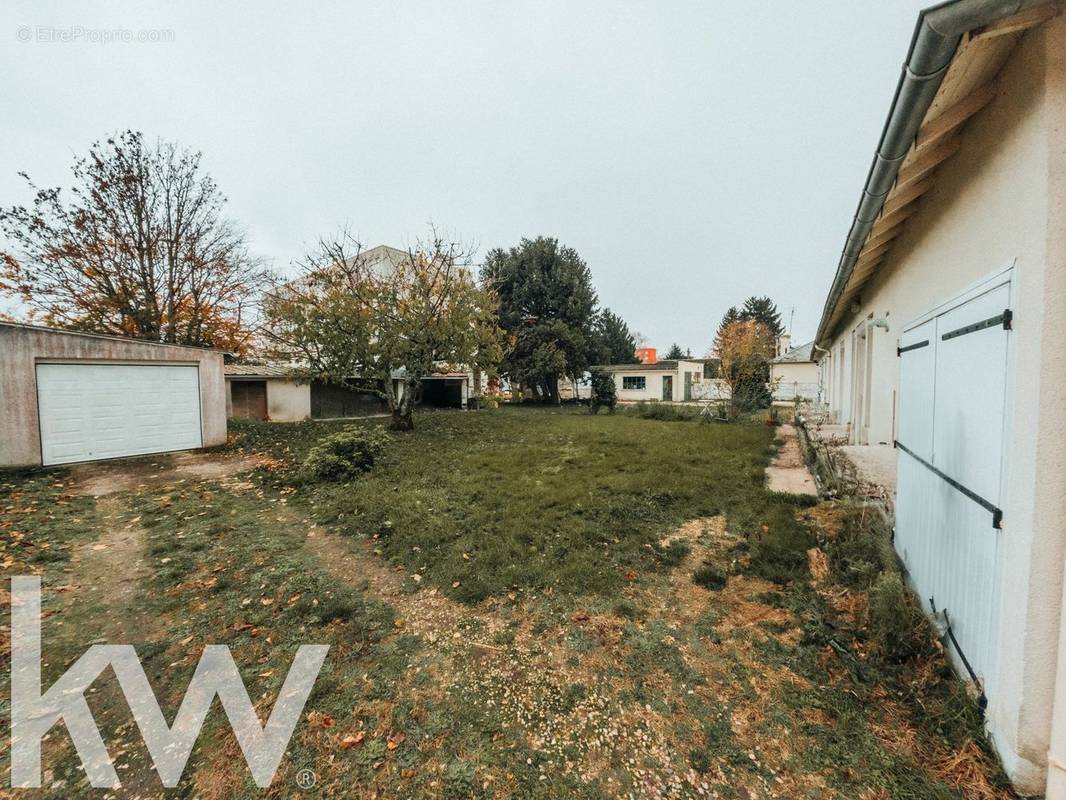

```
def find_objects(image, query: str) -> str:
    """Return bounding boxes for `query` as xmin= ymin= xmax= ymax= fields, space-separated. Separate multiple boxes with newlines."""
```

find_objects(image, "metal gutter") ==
xmin=815 ymin=0 xmax=1039 ymax=346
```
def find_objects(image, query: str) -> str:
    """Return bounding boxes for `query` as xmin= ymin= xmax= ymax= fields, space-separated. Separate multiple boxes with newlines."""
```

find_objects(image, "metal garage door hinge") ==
xmin=941 ymin=308 xmax=1013 ymax=340
xmin=897 ymin=339 xmax=929 ymax=357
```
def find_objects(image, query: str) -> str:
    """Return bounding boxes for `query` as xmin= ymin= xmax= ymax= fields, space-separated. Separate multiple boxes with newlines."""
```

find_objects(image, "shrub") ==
xmin=302 ymin=426 xmax=389 ymax=481
xmin=589 ymin=368 xmax=617 ymax=414
xmin=623 ymin=402 xmax=703 ymax=422
xmin=692 ymin=563 xmax=727 ymax=590
xmin=868 ymin=572 xmax=926 ymax=662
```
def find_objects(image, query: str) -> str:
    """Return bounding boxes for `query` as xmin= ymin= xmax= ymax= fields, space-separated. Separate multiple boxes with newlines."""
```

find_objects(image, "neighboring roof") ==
xmin=224 ymin=364 xmax=296 ymax=378
xmin=592 ymin=359 xmax=706 ymax=372
xmin=772 ymin=342 xmax=815 ymax=364
xmin=0 ymin=320 xmax=226 ymax=353
xmin=816 ymin=0 xmax=1059 ymax=345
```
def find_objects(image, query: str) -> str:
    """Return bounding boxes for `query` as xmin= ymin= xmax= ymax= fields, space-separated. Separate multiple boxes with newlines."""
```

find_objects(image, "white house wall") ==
xmin=819 ymin=19 xmax=1066 ymax=792
xmin=822 ymin=20 xmax=1049 ymax=446
xmin=770 ymin=362 xmax=820 ymax=402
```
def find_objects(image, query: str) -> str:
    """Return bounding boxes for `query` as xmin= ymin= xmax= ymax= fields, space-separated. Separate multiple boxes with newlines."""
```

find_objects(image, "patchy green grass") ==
xmin=1 ymin=408 xmax=1010 ymax=799
xmin=0 ymin=471 xmax=101 ymax=577
xmin=230 ymin=407 xmax=814 ymax=603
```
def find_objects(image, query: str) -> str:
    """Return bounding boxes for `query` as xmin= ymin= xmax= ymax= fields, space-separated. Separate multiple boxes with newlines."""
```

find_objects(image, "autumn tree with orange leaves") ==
xmin=0 ymin=131 xmax=267 ymax=353
xmin=713 ymin=318 xmax=775 ymax=411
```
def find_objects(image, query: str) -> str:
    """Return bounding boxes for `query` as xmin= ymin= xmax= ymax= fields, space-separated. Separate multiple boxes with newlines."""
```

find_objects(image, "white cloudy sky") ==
xmin=1 ymin=0 xmax=931 ymax=351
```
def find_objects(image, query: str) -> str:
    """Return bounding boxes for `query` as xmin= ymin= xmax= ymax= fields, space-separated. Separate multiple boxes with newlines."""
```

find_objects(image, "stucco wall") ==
xmin=612 ymin=369 xmax=672 ymax=401
xmin=611 ymin=360 xmax=705 ymax=402
xmin=770 ymin=362 xmax=819 ymax=401
xmin=266 ymin=380 xmax=311 ymax=422
xmin=0 ymin=323 xmax=227 ymax=468
xmin=818 ymin=19 xmax=1066 ymax=792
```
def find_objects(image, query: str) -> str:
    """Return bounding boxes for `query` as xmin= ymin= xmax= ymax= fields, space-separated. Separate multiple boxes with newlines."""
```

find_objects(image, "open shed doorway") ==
xmin=420 ymin=377 xmax=464 ymax=408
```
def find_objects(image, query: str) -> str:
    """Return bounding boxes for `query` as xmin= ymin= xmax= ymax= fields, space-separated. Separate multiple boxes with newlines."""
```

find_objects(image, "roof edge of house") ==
xmin=815 ymin=0 xmax=1044 ymax=347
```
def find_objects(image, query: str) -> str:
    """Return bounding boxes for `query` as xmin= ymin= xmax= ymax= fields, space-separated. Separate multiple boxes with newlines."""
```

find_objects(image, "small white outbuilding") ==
xmin=594 ymin=359 xmax=713 ymax=403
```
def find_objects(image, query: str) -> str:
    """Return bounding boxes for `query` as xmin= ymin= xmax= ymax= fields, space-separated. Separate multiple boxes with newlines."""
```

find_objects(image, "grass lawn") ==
xmin=0 ymin=407 xmax=1010 ymax=799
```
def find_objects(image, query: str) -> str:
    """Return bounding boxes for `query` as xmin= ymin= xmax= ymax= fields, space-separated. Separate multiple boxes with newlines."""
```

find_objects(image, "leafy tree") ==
xmin=664 ymin=343 xmax=685 ymax=360
xmin=0 ymin=130 xmax=267 ymax=353
xmin=481 ymin=237 xmax=597 ymax=403
xmin=739 ymin=296 xmax=784 ymax=339
xmin=588 ymin=368 xmax=617 ymax=414
xmin=592 ymin=308 xmax=639 ymax=365
xmin=263 ymin=230 xmax=503 ymax=431
xmin=715 ymin=319 xmax=775 ymax=412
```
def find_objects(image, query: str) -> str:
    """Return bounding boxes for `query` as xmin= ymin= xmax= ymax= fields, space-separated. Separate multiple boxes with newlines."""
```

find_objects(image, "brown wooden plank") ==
xmin=857 ymin=240 xmax=893 ymax=264
xmin=972 ymin=3 xmax=1058 ymax=40
xmin=916 ymin=82 xmax=997 ymax=152
xmin=896 ymin=136 xmax=962 ymax=191
xmin=862 ymin=223 xmax=906 ymax=255
xmin=881 ymin=178 xmax=934 ymax=217
xmin=876 ymin=204 xmax=917 ymax=232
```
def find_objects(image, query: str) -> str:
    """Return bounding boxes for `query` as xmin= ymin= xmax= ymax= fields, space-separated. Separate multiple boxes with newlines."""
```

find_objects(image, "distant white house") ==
xmin=770 ymin=341 xmax=819 ymax=403
xmin=593 ymin=358 xmax=726 ymax=402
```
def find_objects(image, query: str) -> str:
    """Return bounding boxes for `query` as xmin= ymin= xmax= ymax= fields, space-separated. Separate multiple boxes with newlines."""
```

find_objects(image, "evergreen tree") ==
xmin=664 ymin=343 xmax=685 ymax=360
xmin=738 ymin=296 xmax=784 ymax=338
xmin=481 ymin=237 xmax=598 ymax=403
xmin=714 ymin=306 xmax=741 ymax=351
xmin=592 ymin=309 xmax=639 ymax=364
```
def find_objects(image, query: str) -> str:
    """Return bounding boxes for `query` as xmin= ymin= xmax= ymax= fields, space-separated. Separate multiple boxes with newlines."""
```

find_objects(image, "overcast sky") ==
xmin=1 ymin=0 xmax=931 ymax=352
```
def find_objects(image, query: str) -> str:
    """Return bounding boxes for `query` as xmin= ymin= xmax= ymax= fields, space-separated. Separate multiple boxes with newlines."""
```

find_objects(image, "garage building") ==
xmin=0 ymin=322 xmax=227 ymax=468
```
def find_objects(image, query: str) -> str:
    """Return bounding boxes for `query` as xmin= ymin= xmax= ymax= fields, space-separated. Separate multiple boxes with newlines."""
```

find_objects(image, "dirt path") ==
xmin=68 ymin=450 xmax=266 ymax=497
xmin=766 ymin=424 xmax=818 ymax=495
xmin=58 ymin=494 xmax=152 ymax=643
xmin=302 ymin=520 xmax=504 ymax=643
xmin=58 ymin=451 xmax=267 ymax=643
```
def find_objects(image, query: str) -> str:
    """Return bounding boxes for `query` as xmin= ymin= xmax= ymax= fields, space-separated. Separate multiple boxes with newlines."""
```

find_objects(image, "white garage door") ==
xmin=895 ymin=271 xmax=1012 ymax=692
xmin=36 ymin=363 xmax=203 ymax=466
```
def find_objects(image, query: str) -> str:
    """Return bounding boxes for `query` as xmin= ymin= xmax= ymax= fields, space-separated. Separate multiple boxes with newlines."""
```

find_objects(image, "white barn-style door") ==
xmin=894 ymin=270 xmax=1012 ymax=694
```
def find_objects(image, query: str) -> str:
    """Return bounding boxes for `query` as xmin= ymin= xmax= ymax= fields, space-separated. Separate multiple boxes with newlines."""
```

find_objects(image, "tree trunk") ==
xmin=389 ymin=377 xmax=417 ymax=431
xmin=390 ymin=407 xmax=415 ymax=431
xmin=545 ymin=378 xmax=560 ymax=405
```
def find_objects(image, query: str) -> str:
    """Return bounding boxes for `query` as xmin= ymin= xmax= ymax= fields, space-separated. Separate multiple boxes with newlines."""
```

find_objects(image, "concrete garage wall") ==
xmin=0 ymin=322 xmax=227 ymax=468
xmin=266 ymin=380 xmax=311 ymax=421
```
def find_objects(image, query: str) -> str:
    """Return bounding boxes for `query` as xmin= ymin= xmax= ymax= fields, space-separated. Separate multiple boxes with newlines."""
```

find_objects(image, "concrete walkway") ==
xmin=766 ymin=424 xmax=818 ymax=495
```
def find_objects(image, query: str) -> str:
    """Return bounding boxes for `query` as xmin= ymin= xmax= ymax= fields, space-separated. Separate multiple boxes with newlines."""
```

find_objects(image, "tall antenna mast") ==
xmin=788 ymin=306 xmax=795 ymax=336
